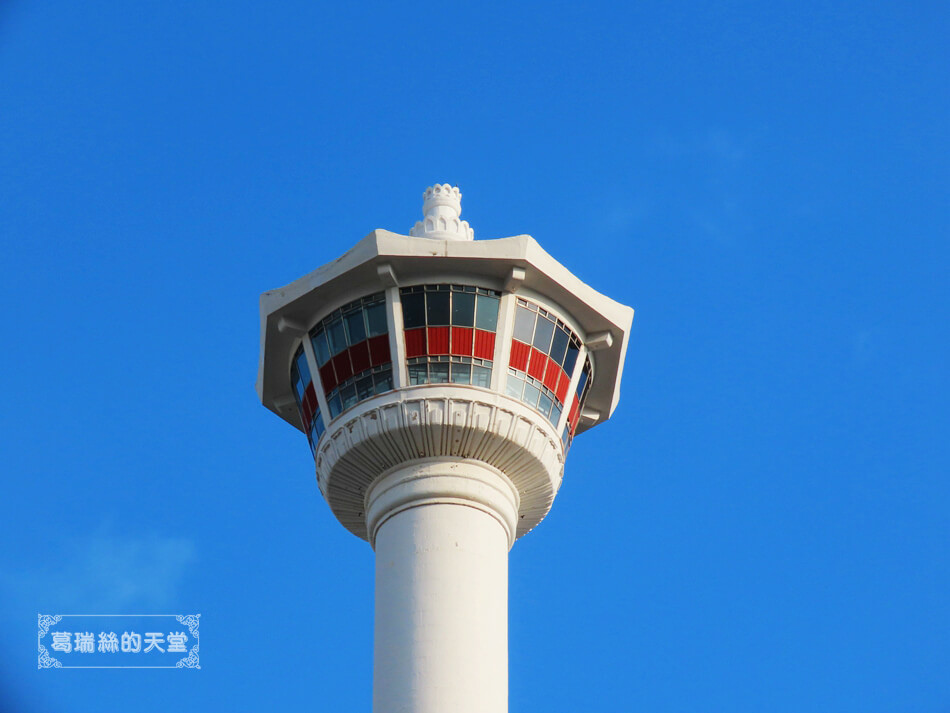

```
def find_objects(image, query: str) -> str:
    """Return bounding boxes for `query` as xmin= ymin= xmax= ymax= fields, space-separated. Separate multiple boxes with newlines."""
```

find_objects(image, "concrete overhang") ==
xmin=258 ymin=230 xmax=634 ymax=436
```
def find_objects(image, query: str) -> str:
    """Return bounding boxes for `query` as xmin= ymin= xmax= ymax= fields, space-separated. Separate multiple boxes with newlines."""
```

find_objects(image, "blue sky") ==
xmin=1 ymin=1 xmax=947 ymax=710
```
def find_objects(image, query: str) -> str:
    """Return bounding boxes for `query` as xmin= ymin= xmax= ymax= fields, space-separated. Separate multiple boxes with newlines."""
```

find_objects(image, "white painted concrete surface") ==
xmin=368 ymin=460 xmax=518 ymax=713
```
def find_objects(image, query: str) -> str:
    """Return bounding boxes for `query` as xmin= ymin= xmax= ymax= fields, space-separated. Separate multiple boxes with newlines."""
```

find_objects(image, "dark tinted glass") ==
xmin=345 ymin=310 xmax=366 ymax=344
xmin=549 ymin=328 xmax=570 ymax=365
xmin=402 ymin=292 xmax=426 ymax=329
xmin=532 ymin=316 xmax=555 ymax=352
xmin=341 ymin=383 xmax=358 ymax=410
xmin=295 ymin=351 xmax=310 ymax=381
xmin=429 ymin=362 xmax=449 ymax=383
xmin=374 ymin=369 xmax=393 ymax=393
xmin=576 ymin=369 xmax=589 ymax=397
xmin=475 ymin=295 xmax=499 ymax=331
xmin=408 ymin=363 xmax=427 ymax=385
xmin=563 ymin=342 xmax=580 ymax=375
xmin=451 ymin=292 xmax=475 ymax=327
xmin=356 ymin=375 xmax=374 ymax=400
xmin=365 ymin=302 xmax=388 ymax=336
xmin=312 ymin=332 xmax=331 ymax=365
xmin=451 ymin=363 xmax=471 ymax=384
xmin=426 ymin=291 xmax=450 ymax=326
xmin=327 ymin=318 xmax=347 ymax=355
xmin=472 ymin=366 xmax=492 ymax=388
xmin=512 ymin=306 xmax=536 ymax=342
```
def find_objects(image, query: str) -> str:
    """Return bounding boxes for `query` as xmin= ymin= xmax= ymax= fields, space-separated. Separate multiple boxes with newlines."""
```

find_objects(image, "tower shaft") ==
xmin=368 ymin=460 xmax=518 ymax=713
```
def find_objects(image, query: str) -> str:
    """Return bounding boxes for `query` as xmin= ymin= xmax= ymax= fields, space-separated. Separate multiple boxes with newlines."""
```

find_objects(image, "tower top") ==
xmin=409 ymin=183 xmax=474 ymax=241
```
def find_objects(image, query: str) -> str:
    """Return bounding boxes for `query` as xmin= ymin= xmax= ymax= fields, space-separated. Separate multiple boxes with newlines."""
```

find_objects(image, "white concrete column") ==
xmin=366 ymin=458 xmax=519 ymax=713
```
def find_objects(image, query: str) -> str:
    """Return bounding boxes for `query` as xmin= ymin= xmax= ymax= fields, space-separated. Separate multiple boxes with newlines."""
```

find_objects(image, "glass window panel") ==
xmin=327 ymin=318 xmax=347 ymax=355
xmin=579 ymin=362 xmax=592 ymax=401
xmin=374 ymin=368 xmax=393 ymax=393
xmin=475 ymin=295 xmax=499 ymax=332
xmin=512 ymin=306 xmax=536 ymax=343
xmin=312 ymin=331 xmax=331 ymax=366
xmin=356 ymin=374 xmax=374 ymax=400
xmin=341 ymin=383 xmax=358 ymax=410
xmin=365 ymin=301 xmax=388 ymax=336
xmin=328 ymin=394 xmax=343 ymax=418
xmin=451 ymin=363 xmax=472 ymax=385
xmin=429 ymin=361 xmax=449 ymax=384
xmin=538 ymin=391 xmax=554 ymax=418
xmin=522 ymin=382 xmax=541 ymax=408
xmin=345 ymin=309 xmax=367 ymax=344
xmin=293 ymin=377 xmax=305 ymax=401
xmin=576 ymin=369 xmax=589 ymax=397
xmin=314 ymin=412 xmax=325 ymax=439
xmin=563 ymin=342 xmax=580 ymax=375
xmin=401 ymin=292 xmax=426 ymax=329
xmin=532 ymin=316 xmax=556 ymax=352
xmin=408 ymin=363 xmax=428 ymax=385
xmin=472 ymin=366 xmax=492 ymax=388
xmin=426 ymin=291 xmax=450 ymax=326
xmin=551 ymin=403 xmax=562 ymax=426
xmin=295 ymin=351 xmax=311 ymax=382
xmin=550 ymin=327 xmax=570 ymax=366
xmin=451 ymin=292 xmax=475 ymax=327
xmin=506 ymin=375 xmax=524 ymax=399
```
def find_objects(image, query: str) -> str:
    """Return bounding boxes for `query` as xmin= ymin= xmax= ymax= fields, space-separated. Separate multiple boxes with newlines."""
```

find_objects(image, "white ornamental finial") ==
xmin=409 ymin=184 xmax=475 ymax=241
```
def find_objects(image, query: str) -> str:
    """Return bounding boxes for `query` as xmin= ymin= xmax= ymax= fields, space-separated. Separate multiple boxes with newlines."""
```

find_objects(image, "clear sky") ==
xmin=1 ymin=1 xmax=947 ymax=711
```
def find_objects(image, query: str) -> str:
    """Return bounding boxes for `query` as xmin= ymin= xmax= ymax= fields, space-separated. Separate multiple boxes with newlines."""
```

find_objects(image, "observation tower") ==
xmin=257 ymin=184 xmax=634 ymax=712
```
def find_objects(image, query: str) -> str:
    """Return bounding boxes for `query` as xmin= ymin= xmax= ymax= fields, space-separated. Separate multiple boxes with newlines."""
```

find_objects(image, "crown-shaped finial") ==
xmin=409 ymin=183 xmax=474 ymax=241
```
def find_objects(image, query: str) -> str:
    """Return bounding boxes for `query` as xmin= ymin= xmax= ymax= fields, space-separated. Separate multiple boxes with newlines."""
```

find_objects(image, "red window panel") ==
xmin=568 ymin=396 xmax=580 ymax=434
xmin=427 ymin=326 xmax=450 ymax=355
xmin=349 ymin=340 xmax=371 ymax=375
xmin=301 ymin=406 xmax=312 ymax=430
xmin=369 ymin=334 xmax=391 ymax=366
xmin=509 ymin=339 xmax=530 ymax=370
xmin=319 ymin=362 xmax=337 ymax=394
xmin=451 ymin=327 xmax=473 ymax=356
xmin=332 ymin=351 xmax=353 ymax=383
xmin=527 ymin=347 xmax=547 ymax=381
xmin=404 ymin=328 xmax=427 ymax=358
xmin=304 ymin=384 xmax=318 ymax=414
xmin=543 ymin=357 xmax=562 ymax=393
xmin=473 ymin=330 xmax=496 ymax=360
xmin=556 ymin=370 xmax=571 ymax=404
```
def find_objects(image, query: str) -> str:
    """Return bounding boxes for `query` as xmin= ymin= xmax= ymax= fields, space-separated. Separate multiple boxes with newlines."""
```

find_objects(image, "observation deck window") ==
xmin=507 ymin=298 xmax=581 ymax=427
xmin=562 ymin=355 xmax=593 ymax=451
xmin=399 ymin=285 xmax=500 ymax=385
xmin=310 ymin=292 xmax=393 ymax=419
xmin=290 ymin=346 xmax=325 ymax=454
